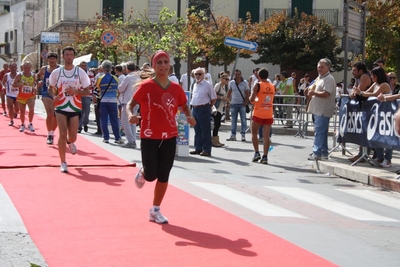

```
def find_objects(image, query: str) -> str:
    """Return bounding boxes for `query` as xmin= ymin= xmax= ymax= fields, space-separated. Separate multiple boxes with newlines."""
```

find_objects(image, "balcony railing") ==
xmin=264 ymin=9 xmax=339 ymax=26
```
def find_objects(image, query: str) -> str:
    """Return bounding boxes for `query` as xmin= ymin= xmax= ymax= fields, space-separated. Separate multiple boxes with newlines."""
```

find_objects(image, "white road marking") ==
xmin=336 ymin=189 xmax=400 ymax=210
xmin=191 ymin=182 xmax=306 ymax=218
xmin=265 ymin=186 xmax=399 ymax=222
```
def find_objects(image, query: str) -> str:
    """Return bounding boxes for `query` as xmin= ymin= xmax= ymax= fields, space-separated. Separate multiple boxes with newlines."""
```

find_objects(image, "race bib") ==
xmin=63 ymin=81 xmax=77 ymax=97
xmin=22 ymin=86 xmax=32 ymax=93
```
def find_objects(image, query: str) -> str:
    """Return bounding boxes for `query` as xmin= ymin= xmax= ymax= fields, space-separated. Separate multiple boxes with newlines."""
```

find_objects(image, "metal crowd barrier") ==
xmin=273 ymin=94 xmax=307 ymax=137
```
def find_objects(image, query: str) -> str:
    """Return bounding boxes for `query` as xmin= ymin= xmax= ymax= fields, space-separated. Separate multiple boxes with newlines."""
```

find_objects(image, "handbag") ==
xmin=214 ymin=84 xmax=223 ymax=109
xmin=236 ymin=82 xmax=250 ymax=113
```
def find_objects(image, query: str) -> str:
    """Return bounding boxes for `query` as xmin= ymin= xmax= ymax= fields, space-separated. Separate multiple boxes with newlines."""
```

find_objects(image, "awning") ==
xmin=73 ymin=53 xmax=92 ymax=66
xmin=22 ymin=52 xmax=39 ymax=70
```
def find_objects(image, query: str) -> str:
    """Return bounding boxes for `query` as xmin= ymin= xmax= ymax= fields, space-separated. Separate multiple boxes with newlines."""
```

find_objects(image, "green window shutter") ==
xmin=291 ymin=0 xmax=313 ymax=16
xmin=239 ymin=0 xmax=260 ymax=22
xmin=103 ymin=0 xmax=124 ymax=18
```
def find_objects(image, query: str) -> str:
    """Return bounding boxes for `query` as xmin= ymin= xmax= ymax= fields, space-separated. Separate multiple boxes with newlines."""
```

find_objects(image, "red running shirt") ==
xmin=133 ymin=79 xmax=187 ymax=139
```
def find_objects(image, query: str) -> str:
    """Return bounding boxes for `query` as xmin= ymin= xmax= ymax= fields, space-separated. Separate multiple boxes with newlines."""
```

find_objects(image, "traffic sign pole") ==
xmin=229 ymin=25 xmax=247 ymax=80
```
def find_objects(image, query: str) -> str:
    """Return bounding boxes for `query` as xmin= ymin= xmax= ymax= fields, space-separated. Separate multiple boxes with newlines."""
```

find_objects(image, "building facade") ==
xmin=1 ymin=0 xmax=346 ymax=80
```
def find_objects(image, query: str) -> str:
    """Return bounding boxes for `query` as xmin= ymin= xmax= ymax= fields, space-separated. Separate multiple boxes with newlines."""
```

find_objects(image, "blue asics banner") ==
xmin=339 ymin=96 xmax=400 ymax=149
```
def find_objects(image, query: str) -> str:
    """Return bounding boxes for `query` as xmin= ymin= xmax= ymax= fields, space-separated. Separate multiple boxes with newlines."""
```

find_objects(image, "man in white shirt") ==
xmin=189 ymin=67 xmax=217 ymax=157
xmin=118 ymin=61 xmax=140 ymax=148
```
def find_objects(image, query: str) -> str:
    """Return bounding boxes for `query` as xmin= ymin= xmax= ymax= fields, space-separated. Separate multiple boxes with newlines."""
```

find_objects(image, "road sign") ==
xmin=224 ymin=37 xmax=258 ymax=51
xmin=40 ymin=50 xmax=48 ymax=59
xmin=101 ymin=31 xmax=116 ymax=46
xmin=40 ymin=32 xmax=60 ymax=44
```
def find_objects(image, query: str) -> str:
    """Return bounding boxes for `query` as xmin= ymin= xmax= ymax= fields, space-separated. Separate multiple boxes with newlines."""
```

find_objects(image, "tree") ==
xmin=69 ymin=13 xmax=134 ymax=63
xmin=127 ymin=7 xmax=187 ymax=66
xmin=253 ymin=12 xmax=343 ymax=72
xmin=360 ymin=0 xmax=400 ymax=73
xmin=184 ymin=9 xmax=256 ymax=71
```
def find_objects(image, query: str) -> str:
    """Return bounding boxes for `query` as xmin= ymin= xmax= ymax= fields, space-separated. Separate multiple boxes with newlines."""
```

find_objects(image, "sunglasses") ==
xmin=222 ymin=78 xmax=229 ymax=80
xmin=195 ymin=73 xmax=203 ymax=76
xmin=389 ymin=77 xmax=397 ymax=79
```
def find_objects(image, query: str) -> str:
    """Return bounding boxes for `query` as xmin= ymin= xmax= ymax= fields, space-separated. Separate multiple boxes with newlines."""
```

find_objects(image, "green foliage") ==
xmin=254 ymin=12 xmax=343 ymax=72
xmin=128 ymin=7 xmax=187 ymax=65
xmin=360 ymin=0 xmax=400 ymax=73
xmin=185 ymin=9 xmax=255 ymax=68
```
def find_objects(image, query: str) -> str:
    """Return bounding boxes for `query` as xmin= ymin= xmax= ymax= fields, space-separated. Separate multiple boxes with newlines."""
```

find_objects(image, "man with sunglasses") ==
xmin=189 ymin=67 xmax=217 ymax=157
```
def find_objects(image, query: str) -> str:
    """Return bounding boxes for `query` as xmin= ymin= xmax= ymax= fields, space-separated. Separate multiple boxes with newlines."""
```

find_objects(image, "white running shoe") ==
xmin=149 ymin=208 xmax=168 ymax=224
xmin=46 ymin=135 xmax=54 ymax=145
xmin=135 ymin=166 xmax=145 ymax=189
xmin=19 ymin=124 xmax=25 ymax=132
xmin=68 ymin=143 xmax=77 ymax=155
xmin=60 ymin=162 xmax=68 ymax=173
xmin=381 ymin=159 xmax=392 ymax=168
xmin=28 ymin=123 xmax=35 ymax=132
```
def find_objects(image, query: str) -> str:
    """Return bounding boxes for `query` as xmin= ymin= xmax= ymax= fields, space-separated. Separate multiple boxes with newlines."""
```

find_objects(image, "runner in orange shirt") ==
xmin=12 ymin=61 xmax=36 ymax=132
xmin=250 ymin=68 xmax=275 ymax=164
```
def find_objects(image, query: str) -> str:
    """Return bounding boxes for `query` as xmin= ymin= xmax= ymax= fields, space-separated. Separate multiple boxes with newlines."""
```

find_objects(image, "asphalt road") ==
xmin=1 ymin=99 xmax=400 ymax=266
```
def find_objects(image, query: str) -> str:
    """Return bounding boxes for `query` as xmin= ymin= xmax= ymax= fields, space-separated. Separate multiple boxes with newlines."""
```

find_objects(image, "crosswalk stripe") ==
xmin=336 ymin=189 xmax=400 ymax=210
xmin=191 ymin=182 xmax=306 ymax=218
xmin=265 ymin=186 xmax=399 ymax=222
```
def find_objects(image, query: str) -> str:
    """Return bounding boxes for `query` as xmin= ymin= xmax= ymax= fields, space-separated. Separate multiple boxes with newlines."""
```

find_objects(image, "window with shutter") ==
xmin=291 ymin=0 xmax=313 ymax=16
xmin=239 ymin=0 xmax=260 ymax=22
xmin=103 ymin=0 xmax=124 ymax=18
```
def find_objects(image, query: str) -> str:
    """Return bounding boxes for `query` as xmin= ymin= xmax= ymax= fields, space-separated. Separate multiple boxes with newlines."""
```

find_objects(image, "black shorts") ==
xmin=55 ymin=110 xmax=81 ymax=119
xmin=141 ymin=137 xmax=176 ymax=183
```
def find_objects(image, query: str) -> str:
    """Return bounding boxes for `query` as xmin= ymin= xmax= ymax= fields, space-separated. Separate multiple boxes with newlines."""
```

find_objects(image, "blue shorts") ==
xmin=42 ymin=91 xmax=53 ymax=99
xmin=7 ymin=95 xmax=17 ymax=102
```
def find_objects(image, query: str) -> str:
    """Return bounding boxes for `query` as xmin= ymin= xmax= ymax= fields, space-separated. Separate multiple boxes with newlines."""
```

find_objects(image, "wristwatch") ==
xmin=360 ymin=91 xmax=363 ymax=96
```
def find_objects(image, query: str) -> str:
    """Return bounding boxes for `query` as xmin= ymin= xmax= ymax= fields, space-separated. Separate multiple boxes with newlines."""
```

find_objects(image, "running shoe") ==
xmin=46 ymin=135 xmax=54 ymax=145
xmin=135 ymin=166 xmax=145 ymax=189
xmin=149 ymin=208 xmax=168 ymax=224
xmin=114 ymin=139 xmax=125 ymax=144
xmin=19 ymin=124 xmax=25 ymax=132
xmin=103 ymin=139 xmax=109 ymax=143
xmin=260 ymin=155 xmax=268 ymax=164
xmin=68 ymin=143 xmax=77 ymax=155
xmin=8 ymin=121 xmax=13 ymax=126
xmin=3 ymin=112 xmax=7 ymax=116
xmin=241 ymin=134 xmax=246 ymax=142
xmin=28 ymin=123 xmax=35 ymax=132
xmin=252 ymin=152 xmax=261 ymax=162
xmin=60 ymin=162 xmax=68 ymax=173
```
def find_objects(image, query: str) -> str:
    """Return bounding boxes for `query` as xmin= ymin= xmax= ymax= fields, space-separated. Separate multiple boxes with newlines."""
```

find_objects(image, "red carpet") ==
xmin=0 ymin=113 xmax=337 ymax=266
xmin=0 ymin=114 xmax=133 ymax=168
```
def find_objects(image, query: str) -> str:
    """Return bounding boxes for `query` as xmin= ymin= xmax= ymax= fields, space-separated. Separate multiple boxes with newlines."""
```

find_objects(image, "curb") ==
xmin=315 ymin=152 xmax=400 ymax=193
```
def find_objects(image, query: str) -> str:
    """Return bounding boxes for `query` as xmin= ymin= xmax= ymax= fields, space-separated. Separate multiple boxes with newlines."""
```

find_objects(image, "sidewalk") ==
xmin=245 ymin=121 xmax=400 ymax=193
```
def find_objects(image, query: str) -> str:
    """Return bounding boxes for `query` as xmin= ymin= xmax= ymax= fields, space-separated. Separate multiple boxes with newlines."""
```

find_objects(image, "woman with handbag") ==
xmin=212 ymin=73 xmax=229 ymax=147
